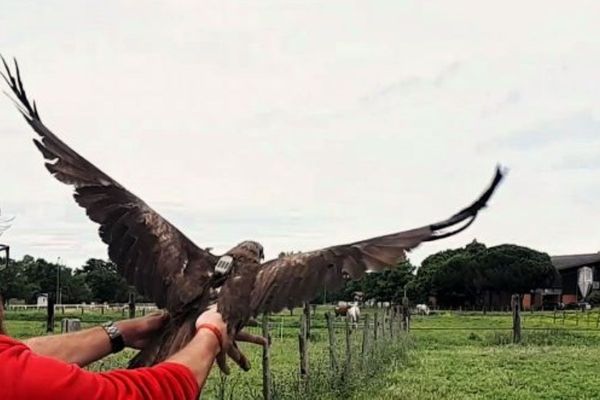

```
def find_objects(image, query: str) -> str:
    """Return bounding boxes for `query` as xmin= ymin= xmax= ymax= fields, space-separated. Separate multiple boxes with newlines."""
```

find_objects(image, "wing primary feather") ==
xmin=425 ymin=166 xmax=504 ymax=241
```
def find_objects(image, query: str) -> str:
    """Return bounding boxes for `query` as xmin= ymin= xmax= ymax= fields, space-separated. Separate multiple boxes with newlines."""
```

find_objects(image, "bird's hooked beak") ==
xmin=260 ymin=249 xmax=265 ymax=260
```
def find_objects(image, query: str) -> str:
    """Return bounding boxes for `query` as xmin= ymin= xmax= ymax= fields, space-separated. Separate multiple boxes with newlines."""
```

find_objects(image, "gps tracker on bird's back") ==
xmin=215 ymin=255 xmax=234 ymax=275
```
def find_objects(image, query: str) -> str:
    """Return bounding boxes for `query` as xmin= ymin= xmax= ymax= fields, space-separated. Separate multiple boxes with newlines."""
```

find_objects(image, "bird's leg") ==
xmin=215 ymin=329 xmax=268 ymax=374
xmin=226 ymin=341 xmax=251 ymax=371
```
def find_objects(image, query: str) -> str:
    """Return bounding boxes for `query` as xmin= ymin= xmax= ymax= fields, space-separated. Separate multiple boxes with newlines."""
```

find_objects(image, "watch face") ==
xmin=103 ymin=323 xmax=120 ymax=339
xmin=103 ymin=322 xmax=124 ymax=353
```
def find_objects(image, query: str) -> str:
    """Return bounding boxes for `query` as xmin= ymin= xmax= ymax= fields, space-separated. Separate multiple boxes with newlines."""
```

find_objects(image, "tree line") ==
xmin=0 ymin=256 xmax=141 ymax=304
xmin=0 ymin=241 xmax=558 ymax=307
xmin=340 ymin=240 xmax=558 ymax=307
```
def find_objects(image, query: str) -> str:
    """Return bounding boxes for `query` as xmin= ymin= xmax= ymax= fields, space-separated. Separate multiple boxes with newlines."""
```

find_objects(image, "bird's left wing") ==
xmin=250 ymin=167 xmax=504 ymax=315
xmin=1 ymin=58 xmax=218 ymax=311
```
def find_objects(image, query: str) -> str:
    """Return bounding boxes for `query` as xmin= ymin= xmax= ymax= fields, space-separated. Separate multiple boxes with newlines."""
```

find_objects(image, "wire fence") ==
xmin=5 ymin=298 xmax=600 ymax=399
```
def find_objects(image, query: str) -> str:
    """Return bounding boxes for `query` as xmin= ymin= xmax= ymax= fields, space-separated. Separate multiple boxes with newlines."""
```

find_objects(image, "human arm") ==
xmin=0 ymin=308 xmax=266 ymax=400
xmin=23 ymin=312 xmax=168 ymax=367
xmin=0 ymin=334 xmax=198 ymax=400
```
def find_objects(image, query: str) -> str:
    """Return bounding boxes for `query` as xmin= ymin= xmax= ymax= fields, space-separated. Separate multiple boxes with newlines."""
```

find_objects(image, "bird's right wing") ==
xmin=2 ymin=58 xmax=218 ymax=311
xmin=250 ymin=167 xmax=504 ymax=315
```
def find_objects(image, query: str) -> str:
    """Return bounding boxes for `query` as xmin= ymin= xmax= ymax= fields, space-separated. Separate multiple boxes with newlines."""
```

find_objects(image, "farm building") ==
xmin=523 ymin=252 xmax=600 ymax=310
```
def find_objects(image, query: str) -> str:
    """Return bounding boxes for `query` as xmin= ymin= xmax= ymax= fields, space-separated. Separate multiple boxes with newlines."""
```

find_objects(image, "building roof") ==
xmin=551 ymin=253 xmax=600 ymax=271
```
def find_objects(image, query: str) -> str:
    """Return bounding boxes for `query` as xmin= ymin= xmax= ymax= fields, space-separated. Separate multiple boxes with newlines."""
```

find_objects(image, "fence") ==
xmin=6 ymin=303 xmax=157 ymax=313
xmin=226 ymin=303 xmax=412 ymax=400
xmin=410 ymin=294 xmax=600 ymax=342
xmin=6 ymin=296 xmax=600 ymax=399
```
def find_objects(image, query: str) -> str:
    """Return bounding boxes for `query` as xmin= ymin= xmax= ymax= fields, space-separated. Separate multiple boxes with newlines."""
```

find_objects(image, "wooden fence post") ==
xmin=562 ymin=311 xmax=565 ymax=325
xmin=325 ymin=312 xmax=338 ymax=372
xmin=381 ymin=312 xmax=386 ymax=338
xmin=298 ymin=313 xmax=309 ymax=383
xmin=128 ymin=293 xmax=136 ymax=319
xmin=46 ymin=297 xmax=55 ymax=333
xmin=361 ymin=314 xmax=369 ymax=369
xmin=576 ymin=311 xmax=579 ymax=326
xmin=303 ymin=302 xmax=311 ymax=338
xmin=262 ymin=314 xmax=272 ymax=400
xmin=373 ymin=311 xmax=379 ymax=342
xmin=402 ymin=296 xmax=410 ymax=332
xmin=512 ymin=294 xmax=521 ymax=344
xmin=389 ymin=311 xmax=394 ymax=338
xmin=344 ymin=317 xmax=351 ymax=374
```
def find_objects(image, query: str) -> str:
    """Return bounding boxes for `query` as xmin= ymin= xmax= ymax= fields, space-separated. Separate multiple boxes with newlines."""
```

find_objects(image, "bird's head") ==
xmin=227 ymin=240 xmax=265 ymax=264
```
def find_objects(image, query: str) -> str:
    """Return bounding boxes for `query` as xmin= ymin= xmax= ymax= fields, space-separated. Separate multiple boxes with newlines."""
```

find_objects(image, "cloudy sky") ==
xmin=1 ymin=1 xmax=599 ymax=269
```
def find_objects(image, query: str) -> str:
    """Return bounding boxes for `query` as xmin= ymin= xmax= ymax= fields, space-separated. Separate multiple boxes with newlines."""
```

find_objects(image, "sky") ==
xmin=0 ymin=1 xmax=599 ymax=270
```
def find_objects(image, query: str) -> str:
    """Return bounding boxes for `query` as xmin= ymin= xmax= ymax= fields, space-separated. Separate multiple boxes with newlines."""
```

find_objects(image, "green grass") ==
xmin=357 ymin=311 xmax=600 ymax=400
xmin=5 ymin=308 xmax=600 ymax=399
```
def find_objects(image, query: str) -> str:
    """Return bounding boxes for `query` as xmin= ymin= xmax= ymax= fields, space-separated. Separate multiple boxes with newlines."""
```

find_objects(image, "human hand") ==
xmin=115 ymin=311 xmax=169 ymax=350
xmin=195 ymin=305 xmax=267 ymax=374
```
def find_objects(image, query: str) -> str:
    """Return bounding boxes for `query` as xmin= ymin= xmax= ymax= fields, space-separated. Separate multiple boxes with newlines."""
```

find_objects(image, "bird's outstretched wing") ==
xmin=2 ymin=58 xmax=218 ymax=311
xmin=250 ymin=168 xmax=504 ymax=314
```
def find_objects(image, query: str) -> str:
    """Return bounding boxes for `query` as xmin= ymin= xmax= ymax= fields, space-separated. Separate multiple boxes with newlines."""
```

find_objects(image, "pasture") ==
xmin=4 ymin=307 xmax=600 ymax=399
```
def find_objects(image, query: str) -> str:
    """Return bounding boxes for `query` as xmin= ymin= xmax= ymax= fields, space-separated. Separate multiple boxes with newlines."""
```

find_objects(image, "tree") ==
xmin=61 ymin=273 xmax=93 ymax=304
xmin=0 ymin=259 xmax=29 ymax=301
xmin=76 ymin=259 xmax=131 ymax=303
xmin=413 ymin=241 xmax=556 ymax=308
xmin=340 ymin=261 xmax=416 ymax=303
xmin=477 ymin=244 xmax=557 ymax=295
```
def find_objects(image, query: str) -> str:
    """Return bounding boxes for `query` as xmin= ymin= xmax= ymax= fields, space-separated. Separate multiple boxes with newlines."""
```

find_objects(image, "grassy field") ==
xmin=383 ymin=312 xmax=600 ymax=400
xmin=4 ymin=308 xmax=600 ymax=399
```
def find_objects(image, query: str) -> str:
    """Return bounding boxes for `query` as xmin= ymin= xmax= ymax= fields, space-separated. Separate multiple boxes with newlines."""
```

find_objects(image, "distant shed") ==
xmin=524 ymin=252 xmax=600 ymax=310
xmin=551 ymin=252 xmax=600 ymax=304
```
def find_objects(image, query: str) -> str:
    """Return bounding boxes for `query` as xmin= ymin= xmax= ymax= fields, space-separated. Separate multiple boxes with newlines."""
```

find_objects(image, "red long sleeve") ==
xmin=0 ymin=335 xmax=199 ymax=400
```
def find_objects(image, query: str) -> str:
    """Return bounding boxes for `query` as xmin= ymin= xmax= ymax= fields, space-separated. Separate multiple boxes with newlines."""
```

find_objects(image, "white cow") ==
xmin=347 ymin=302 xmax=360 ymax=330
xmin=416 ymin=304 xmax=430 ymax=315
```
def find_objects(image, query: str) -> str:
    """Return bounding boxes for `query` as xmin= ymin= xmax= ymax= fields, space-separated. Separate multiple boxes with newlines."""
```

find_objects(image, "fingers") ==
xmin=134 ymin=311 xmax=169 ymax=335
xmin=145 ymin=310 xmax=170 ymax=328
xmin=227 ymin=341 xmax=251 ymax=371
xmin=236 ymin=331 xmax=268 ymax=346
xmin=216 ymin=351 xmax=230 ymax=375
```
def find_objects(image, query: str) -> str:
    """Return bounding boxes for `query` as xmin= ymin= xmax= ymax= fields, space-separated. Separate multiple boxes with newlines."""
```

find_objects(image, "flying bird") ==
xmin=2 ymin=58 xmax=504 ymax=371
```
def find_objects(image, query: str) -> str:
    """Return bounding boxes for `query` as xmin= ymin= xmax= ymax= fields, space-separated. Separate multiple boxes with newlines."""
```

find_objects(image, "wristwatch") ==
xmin=101 ymin=321 xmax=125 ymax=353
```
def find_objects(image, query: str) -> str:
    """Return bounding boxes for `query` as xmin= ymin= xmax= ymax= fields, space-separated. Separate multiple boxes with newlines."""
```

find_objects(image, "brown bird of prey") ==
xmin=2 ymin=58 xmax=504 ymax=372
